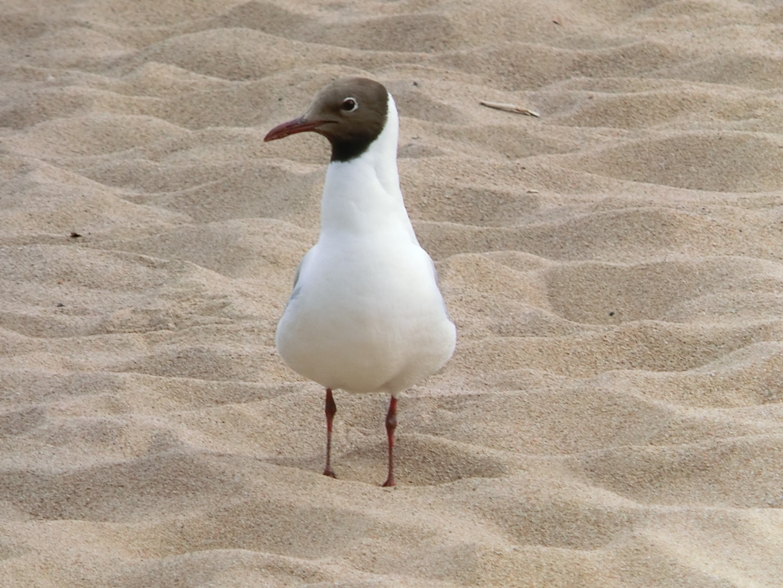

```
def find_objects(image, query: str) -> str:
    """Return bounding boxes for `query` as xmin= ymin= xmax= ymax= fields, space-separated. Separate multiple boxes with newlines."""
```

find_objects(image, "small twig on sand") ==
xmin=479 ymin=101 xmax=540 ymax=117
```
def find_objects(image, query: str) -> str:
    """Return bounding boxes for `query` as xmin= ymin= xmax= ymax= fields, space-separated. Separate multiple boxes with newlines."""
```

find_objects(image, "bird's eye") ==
xmin=341 ymin=97 xmax=358 ymax=112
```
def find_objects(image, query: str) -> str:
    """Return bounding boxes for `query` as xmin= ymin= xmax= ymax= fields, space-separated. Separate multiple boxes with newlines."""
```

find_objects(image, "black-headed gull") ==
xmin=265 ymin=77 xmax=456 ymax=486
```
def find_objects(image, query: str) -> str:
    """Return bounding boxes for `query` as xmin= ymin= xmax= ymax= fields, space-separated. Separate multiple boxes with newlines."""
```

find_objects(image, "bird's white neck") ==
xmin=319 ymin=94 xmax=416 ymax=241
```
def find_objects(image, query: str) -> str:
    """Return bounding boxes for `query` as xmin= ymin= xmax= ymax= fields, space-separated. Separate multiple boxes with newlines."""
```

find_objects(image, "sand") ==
xmin=1 ymin=0 xmax=783 ymax=586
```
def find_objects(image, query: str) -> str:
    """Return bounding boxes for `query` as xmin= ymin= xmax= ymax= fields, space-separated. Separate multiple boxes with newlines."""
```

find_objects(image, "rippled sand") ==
xmin=2 ymin=1 xmax=783 ymax=586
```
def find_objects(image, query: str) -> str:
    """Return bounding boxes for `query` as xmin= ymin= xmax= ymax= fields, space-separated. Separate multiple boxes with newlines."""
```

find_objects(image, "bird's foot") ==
xmin=381 ymin=477 xmax=395 ymax=487
xmin=323 ymin=468 xmax=337 ymax=479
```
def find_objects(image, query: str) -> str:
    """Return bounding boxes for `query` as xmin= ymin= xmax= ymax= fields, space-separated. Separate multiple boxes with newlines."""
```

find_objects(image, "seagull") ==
xmin=264 ymin=77 xmax=456 ymax=487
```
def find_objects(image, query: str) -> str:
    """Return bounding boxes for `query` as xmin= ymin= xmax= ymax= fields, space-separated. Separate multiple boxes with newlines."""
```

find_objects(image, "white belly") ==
xmin=276 ymin=238 xmax=456 ymax=394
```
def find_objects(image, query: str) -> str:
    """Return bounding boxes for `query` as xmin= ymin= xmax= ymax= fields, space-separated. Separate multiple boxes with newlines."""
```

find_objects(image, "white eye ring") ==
xmin=341 ymin=97 xmax=359 ymax=112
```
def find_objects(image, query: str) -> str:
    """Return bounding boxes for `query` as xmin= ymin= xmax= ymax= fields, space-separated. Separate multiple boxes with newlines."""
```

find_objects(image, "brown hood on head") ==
xmin=265 ymin=77 xmax=389 ymax=162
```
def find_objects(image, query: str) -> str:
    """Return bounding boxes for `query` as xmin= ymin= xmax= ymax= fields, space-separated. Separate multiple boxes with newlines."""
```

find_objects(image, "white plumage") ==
xmin=276 ymin=93 xmax=456 ymax=396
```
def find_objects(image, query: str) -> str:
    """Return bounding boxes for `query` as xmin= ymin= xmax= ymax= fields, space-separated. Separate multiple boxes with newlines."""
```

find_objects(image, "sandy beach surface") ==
xmin=2 ymin=0 xmax=783 ymax=586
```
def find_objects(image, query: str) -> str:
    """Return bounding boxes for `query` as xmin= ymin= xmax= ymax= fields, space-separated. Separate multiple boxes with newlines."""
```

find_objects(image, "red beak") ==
xmin=264 ymin=117 xmax=326 ymax=141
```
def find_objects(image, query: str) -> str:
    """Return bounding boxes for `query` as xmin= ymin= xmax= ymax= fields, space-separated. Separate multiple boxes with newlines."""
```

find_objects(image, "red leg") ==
xmin=324 ymin=388 xmax=337 ymax=478
xmin=382 ymin=396 xmax=397 ymax=487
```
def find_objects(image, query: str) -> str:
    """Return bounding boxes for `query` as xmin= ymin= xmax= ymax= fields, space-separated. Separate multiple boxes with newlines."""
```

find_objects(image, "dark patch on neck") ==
xmin=328 ymin=121 xmax=387 ymax=162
